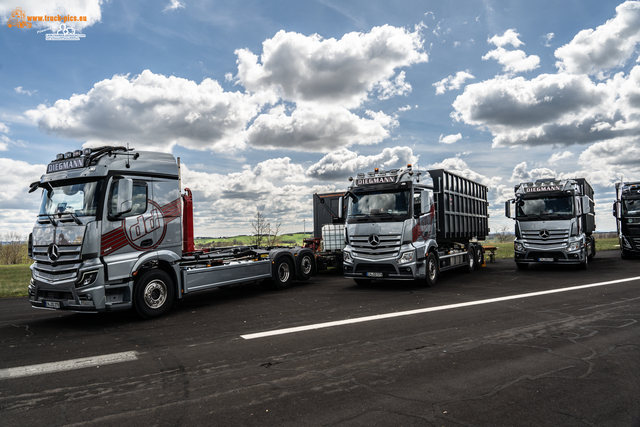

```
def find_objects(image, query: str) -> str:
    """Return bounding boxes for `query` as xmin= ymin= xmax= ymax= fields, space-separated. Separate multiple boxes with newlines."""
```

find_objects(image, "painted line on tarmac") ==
xmin=241 ymin=275 xmax=640 ymax=340
xmin=0 ymin=351 xmax=139 ymax=380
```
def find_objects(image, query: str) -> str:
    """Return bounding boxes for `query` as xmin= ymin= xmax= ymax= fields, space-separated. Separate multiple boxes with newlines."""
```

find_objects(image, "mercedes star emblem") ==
xmin=539 ymin=229 xmax=550 ymax=239
xmin=48 ymin=243 xmax=60 ymax=262
xmin=368 ymin=234 xmax=380 ymax=247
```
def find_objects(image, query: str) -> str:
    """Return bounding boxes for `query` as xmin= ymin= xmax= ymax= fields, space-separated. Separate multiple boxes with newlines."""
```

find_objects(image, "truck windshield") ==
xmin=623 ymin=199 xmax=640 ymax=215
xmin=348 ymin=189 xmax=411 ymax=219
xmin=516 ymin=196 xmax=573 ymax=219
xmin=39 ymin=180 xmax=103 ymax=217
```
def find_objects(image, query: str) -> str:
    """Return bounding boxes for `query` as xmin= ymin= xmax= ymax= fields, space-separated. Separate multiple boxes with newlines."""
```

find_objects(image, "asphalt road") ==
xmin=1 ymin=250 xmax=639 ymax=427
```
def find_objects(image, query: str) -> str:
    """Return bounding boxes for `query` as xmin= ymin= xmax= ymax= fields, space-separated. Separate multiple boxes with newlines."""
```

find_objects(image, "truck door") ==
xmin=102 ymin=177 xmax=153 ymax=281
xmin=150 ymin=178 xmax=181 ymax=254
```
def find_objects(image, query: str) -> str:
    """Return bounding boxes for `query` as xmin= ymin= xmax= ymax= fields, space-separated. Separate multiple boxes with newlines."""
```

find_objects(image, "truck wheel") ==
xmin=297 ymin=252 xmax=314 ymax=281
xmin=621 ymin=249 xmax=629 ymax=260
xmin=475 ymin=246 xmax=484 ymax=270
xmin=466 ymin=244 xmax=476 ymax=273
xmin=579 ymin=251 xmax=589 ymax=270
xmin=424 ymin=252 xmax=438 ymax=287
xmin=133 ymin=269 xmax=175 ymax=319
xmin=354 ymin=278 xmax=372 ymax=286
xmin=589 ymin=239 xmax=596 ymax=260
xmin=273 ymin=257 xmax=294 ymax=290
xmin=516 ymin=262 xmax=528 ymax=270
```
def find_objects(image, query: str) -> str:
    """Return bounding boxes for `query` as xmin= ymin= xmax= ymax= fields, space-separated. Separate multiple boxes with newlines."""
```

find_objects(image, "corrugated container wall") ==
xmin=427 ymin=169 xmax=489 ymax=242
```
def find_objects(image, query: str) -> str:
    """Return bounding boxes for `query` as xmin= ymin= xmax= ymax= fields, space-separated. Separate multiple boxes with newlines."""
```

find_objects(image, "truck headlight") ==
xmin=398 ymin=251 xmax=414 ymax=264
xmin=568 ymin=241 xmax=580 ymax=251
xmin=77 ymin=271 xmax=98 ymax=288
xmin=343 ymin=252 xmax=353 ymax=264
xmin=514 ymin=242 xmax=524 ymax=252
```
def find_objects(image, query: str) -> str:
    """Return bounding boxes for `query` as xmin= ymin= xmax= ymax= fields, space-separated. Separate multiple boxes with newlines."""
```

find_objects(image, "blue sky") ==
xmin=2 ymin=0 xmax=640 ymax=236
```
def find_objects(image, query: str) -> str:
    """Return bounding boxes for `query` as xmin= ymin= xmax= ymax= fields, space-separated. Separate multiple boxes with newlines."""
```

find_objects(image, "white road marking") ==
xmin=0 ymin=351 xmax=139 ymax=380
xmin=241 ymin=276 xmax=640 ymax=340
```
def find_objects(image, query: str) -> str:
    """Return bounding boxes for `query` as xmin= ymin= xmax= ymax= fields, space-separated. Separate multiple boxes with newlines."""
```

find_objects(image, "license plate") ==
xmin=366 ymin=272 xmax=383 ymax=278
xmin=538 ymin=257 xmax=554 ymax=262
xmin=45 ymin=301 xmax=60 ymax=309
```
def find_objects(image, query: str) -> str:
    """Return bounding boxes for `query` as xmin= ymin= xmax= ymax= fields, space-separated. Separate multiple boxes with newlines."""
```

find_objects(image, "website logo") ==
xmin=6 ymin=7 xmax=31 ymax=28
xmin=45 ymin=23 xmax=86 ymax=41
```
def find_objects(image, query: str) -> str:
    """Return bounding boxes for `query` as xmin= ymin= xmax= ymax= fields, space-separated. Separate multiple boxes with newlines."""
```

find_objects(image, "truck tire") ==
xmin=424 ymin=252 xmax=438 ymax=287
xmin=272 ymin=257 xmax=294 ymax=290
xmin=516 ymin=262 xmax=528 ymax=270
xmin=466 ymin=244 xmax=476 ymax=273
xmin=579 ymin=251 xmax=588 ymax=270
xmin=589 ymin=239 xmax=596 ymax=260
xmin=133 ymin=269 xmax=175 ymax=319
xmin=297 ymin=252 xmax=314 ymax=281
xmin=475 ymin=246 xmax=484 ymax=270
xmin=621 ymin=249 xmax=630 ymax=260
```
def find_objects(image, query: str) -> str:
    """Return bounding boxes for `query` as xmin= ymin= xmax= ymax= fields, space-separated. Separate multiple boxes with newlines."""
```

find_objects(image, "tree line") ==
xmin=0 ymin=232 xmax=30 ymax=265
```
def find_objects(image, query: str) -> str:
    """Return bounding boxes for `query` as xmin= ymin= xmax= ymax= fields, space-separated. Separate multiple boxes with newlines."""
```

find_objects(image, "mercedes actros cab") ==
xmin=505 ymin=178 xmax=596 ymax=270
xmin=341 ymin=166 xmax=489 ymax=286
xmin=613 ymin=181 xmax=640 ymax=259
xmin=27 ymin=146 xmax=314 ymax=319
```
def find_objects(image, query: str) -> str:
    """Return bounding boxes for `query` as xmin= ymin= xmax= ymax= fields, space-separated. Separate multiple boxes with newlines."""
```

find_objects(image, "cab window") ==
xmin=108 ymin=179 xmax=148 ymax=218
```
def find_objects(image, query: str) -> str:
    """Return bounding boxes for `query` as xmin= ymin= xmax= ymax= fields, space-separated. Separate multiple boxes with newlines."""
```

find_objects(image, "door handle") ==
xmin=140 ymin=239 xmax=153 ymax=247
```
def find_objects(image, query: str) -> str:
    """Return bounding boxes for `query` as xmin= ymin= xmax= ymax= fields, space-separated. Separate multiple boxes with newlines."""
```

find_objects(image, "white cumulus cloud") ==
xmin=433 ymin=71 xmax=475 ymax=95
xmin=235 ymin=25 xmax=427 ymax=109
xmin=306 ymin=146 xmax=418 ymax=180
xmin=439 ymin=133 xmax=462 ymax=144
xmin=555 ymin=1 xmax=640 ymax=75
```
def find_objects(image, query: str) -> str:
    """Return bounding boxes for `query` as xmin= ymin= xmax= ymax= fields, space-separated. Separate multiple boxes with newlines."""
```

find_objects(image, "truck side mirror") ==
xmin=505 ymin=200 xmax=511 ymax=219
xmin=117 ymin=178 xmax=133 ymax=215
xmin=337 ymin=196 xmax=343 ymax=219
xmin=581 ymin=196 xmax=592 ymax=214
xmin=613 ymin=202 xmax=619 ymax=218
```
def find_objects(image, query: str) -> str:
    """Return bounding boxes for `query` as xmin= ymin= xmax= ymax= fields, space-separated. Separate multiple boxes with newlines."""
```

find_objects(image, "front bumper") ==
xmin=514 ymin=244 xmax=584 ymax=265
xmin=29 ymin=267 xmax=132 ymax=313
xmin=343 ymin=256 xmax=418 ymax=280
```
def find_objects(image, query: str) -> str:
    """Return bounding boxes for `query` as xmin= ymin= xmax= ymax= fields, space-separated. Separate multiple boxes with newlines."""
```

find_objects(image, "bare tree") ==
xmin=493 ymin=225 xmax=514 ymax=243
xmin=265 ymin=221 xmax=284 ymax=247
xmin=0 ymin=231 xmax=28 ymax=265
xmin=250 ymin=211 xmax=270 ymax=247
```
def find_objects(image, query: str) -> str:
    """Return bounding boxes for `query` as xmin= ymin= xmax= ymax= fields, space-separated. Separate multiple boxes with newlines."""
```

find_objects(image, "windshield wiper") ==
xmin=38 ymin=213 xmax=58 ymax=226
xmin=66 ymin=212 xmax=83 ymax=225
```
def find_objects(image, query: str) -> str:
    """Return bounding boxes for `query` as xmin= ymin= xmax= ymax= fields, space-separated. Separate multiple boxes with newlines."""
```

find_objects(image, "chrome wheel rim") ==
xmin=144 ymin=280 xmax=167 ymax=309
xmin=278 ymin=262 xmax=290 ymax=282
xmin=428 ymin=258 xmax=437 ymax=281
xmin=301 ymin=256 xmax=312 ymax=275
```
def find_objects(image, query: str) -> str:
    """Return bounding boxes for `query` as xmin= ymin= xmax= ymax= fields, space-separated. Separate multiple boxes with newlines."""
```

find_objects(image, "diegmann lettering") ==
xmin=47 ymin=158 xmax=85 ymax=173
xmin=524 ymin=185 xmax=562 ymax=193
xmin=356 ymin=176 xmax=395 ymax=185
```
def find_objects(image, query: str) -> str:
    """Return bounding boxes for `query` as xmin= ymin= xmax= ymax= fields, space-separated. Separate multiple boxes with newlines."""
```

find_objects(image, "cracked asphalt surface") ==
xmin=1 ymin=250 xmax=639 ymax=426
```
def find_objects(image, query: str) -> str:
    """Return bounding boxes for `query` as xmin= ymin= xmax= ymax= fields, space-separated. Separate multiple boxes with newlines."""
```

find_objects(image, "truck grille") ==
xmin=32 ymin=244 xmax=82 ymax=282
xmin=350 ymin=234 xmax=401 ymax=259
xmin=522 ymin=229 xmax=569 ymax=247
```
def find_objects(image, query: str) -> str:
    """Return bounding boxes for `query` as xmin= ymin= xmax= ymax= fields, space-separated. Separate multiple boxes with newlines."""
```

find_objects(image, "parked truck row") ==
xmin=25 ymin=146 xmax=635 ymax=320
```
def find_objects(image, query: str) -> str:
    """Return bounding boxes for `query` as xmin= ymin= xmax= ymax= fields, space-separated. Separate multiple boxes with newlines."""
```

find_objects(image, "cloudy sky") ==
xmin=2 ymin=0 xmax=640 ymax=237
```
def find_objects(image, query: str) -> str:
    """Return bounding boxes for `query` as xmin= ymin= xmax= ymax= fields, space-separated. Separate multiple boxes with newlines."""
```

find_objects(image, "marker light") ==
xmin=56 ymin=153 xmax=65 ymax=160
xmin=65 ymin=152 xmax=73 ymax=159
xmin=83 ymin=148 xmax=92 ymax=156
xmin=73 ymin=150 xmax=82 ymax=157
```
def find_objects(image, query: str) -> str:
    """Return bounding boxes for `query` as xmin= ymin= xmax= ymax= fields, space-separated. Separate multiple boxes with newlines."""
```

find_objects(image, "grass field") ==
xmin=0 ymin=264 xmax=31 ymax=298
xmin=196 ymin=233 xmax=311 ymax=247
xmin=0 ymin=238 xmax=621 ymax=299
